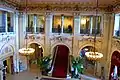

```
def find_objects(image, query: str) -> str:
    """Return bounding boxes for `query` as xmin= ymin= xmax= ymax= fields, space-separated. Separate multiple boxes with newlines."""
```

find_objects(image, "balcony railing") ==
xmin=0 ymin=26 xmax=6 ymax=32
xmin=26 ymin=27 xmax=34 ymax=33
xmin=8 ymin=26 xmax=14 ymax=32
xmin=52 ymin=28 xmax=72 ymax=34
xmin=52 ymin=28 xmax=61 ymax=33
xmin=36 ymin=27 xmax=44 ymax=34
xmin=80 ymin=29 xmax=101 ymax=35
xmin=63 ymin=28 xmax=72 ymax=33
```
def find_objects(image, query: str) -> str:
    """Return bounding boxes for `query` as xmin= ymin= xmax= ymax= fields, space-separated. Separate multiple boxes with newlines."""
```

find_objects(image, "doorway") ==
xmin=109 ymin=51 xmax=120 ymax=79
xmin=52 ymin=45 xmax=69 ymax=78
xmin=29 ymin=43 xmax=43 ymax=68
xmin=79 ymin=46 xmax=97 ymax=76
xmin=3 ymin=56 xmax=14 ymax=74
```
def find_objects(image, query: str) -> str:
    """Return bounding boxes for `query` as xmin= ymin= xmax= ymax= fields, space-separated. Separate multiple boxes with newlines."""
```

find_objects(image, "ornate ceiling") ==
xmin=1 ymin=0 xmax=120 ymax=12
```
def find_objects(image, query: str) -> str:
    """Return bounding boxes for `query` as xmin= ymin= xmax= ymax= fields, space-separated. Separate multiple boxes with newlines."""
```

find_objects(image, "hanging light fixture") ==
xmin=85 ymin=0 xmax=103 ymax=61
xmin=19 ymin=0 xmax=35 ymax=56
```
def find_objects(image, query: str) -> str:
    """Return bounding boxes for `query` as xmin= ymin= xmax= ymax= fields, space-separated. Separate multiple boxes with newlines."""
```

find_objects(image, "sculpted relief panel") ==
xmin=0 ymin=34 xmax=15 ymax=50
xmin=50 ymin=35 xmax=72 ymax=49
xmin=78 ymin=36 xmax=102 ymax=51
xmin=0 ymin=34 xmax=15 ymax=60
xmin=27 ymin=34 xmax=45 ymax=46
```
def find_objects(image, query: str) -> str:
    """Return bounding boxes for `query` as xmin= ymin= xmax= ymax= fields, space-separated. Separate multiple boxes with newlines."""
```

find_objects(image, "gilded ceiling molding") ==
xmin=2 ymin=0 xmax=120 ymax=13
xmin=18 ymin=5 xmax=108 ymax=13
xmin=113 ymin=4 xmax=120 ymax=13
xmin=0 ymin=0 xmax=17 ymax=11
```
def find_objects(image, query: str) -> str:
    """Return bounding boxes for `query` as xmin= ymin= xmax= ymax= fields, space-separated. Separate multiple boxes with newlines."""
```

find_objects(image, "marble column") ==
xmin=61 ymin=15 xmax=64 ymax=34
xmin=74 ymin=15 xmax=80 ymax=35
xmin=13 ymin=12 xmax=20 ymax=73
xmin=73 ymin=14 xmax=80 ymax=56
xmin=0 ymin=62 xmax=3 ymax=80
xmin=33 ymin=15 xmax=37 ymax=33
xmin=45 ymin=12 xmax=53 ymax=56
xmin=102 ymin=13 xmax=115 ymax=80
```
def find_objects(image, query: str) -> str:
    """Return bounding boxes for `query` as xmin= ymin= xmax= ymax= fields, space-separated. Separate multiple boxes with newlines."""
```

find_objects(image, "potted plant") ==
xmin=32 ymin=54 xmax=52 ymax=75
xmin=71 ymin=56 xmax=84 ymax=78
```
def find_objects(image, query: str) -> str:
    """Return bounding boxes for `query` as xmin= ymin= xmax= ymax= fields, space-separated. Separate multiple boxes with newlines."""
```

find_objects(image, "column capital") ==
xmin=74 ymin=15 xmax=80 ymax=19
xmin=45 ymin=12 xmax=53 ymax=17
xmin=18 ymin=12 xmax=24 ymax=18
xmin=73 ymin=12 xmax=80 ymax=16
xmin=103 ymin=13 xmax=115 ymax=17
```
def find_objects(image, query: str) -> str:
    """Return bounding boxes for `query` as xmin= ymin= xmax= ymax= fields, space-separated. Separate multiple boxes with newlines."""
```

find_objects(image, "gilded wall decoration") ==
xmin=112 ymin=38 xmax=120 ymax=50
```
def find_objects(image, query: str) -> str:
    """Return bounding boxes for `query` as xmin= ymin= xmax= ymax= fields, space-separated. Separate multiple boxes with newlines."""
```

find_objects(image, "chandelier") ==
xmin=19 ymin=48 xmax=35 ymax=56
xmin=85 ymin=0 xmax=103 ymax=61
xmin=85 ymin=52 xmax=103 ymax=61
xmin=19 ymin=0 xmax=35 ymax=56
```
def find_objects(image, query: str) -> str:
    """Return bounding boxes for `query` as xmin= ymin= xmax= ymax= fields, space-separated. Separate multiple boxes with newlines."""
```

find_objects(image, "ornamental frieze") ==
xmin=78 ymin=36 xmax=102 ymax=43
xmin=27 ymin=34 xmax=45 ymax=41
xmin=50 ymin=35 xmax=72 ymax=42
xmin=18 ymin=6 xmax=107 ymax=12
xmin=2 ymin=0 xmax=120 ymax=12
xmin=50 ymin=35 xmax=72 ymax=47
xmin=0 ymin=35 xmax=15 ymax=43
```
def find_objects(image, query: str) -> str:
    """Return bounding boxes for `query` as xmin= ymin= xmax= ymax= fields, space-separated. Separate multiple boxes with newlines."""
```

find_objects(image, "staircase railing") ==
xmin=48 ymin=46 xmax=59 ymax=75
xmin=67 ymin=55 xmax=72 ymax=77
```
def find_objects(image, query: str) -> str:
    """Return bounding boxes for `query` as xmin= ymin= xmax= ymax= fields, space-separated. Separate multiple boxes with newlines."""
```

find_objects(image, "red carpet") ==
xmin=52 ymin=45 xmax=69 ymax=78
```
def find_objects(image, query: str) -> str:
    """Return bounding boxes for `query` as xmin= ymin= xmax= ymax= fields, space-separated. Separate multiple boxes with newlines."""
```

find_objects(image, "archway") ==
xmin=1 ymin=45 xmax=15 ymax=74
xmin=79 ymin=46 xmax=97 ymax=76
xmin=52 ymin=45 xmax=70 ymax=78
xmin=109 ymin=51 xmax=120 ymax=79
xmin=29 ymin=43 xmax=43 ymax=68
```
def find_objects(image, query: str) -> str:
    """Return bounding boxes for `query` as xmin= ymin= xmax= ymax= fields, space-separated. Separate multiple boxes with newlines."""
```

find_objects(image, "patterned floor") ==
xmin=6 ymin=65 xmax=100 ymax=80
xmin=6 ymin=71 xmax=100 ymax=80
xmin=7 ymin=70 xmax=41 ymax=80
xmin=7 ymin=65 xmax=41 ymax=80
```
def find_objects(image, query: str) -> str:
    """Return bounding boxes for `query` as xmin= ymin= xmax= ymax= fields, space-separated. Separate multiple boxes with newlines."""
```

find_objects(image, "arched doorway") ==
xmin=109 ymin=51 xmax=120 ymax=79
xmin=79 ymin=46 xmax=97 ymax=76
xmin=1 ymin=45 xmax=14 ymax=74
xmin=52 ymin=45 xmax=69 ymax=78
xmin=29 ymin=43 xmax=43 ymax=68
